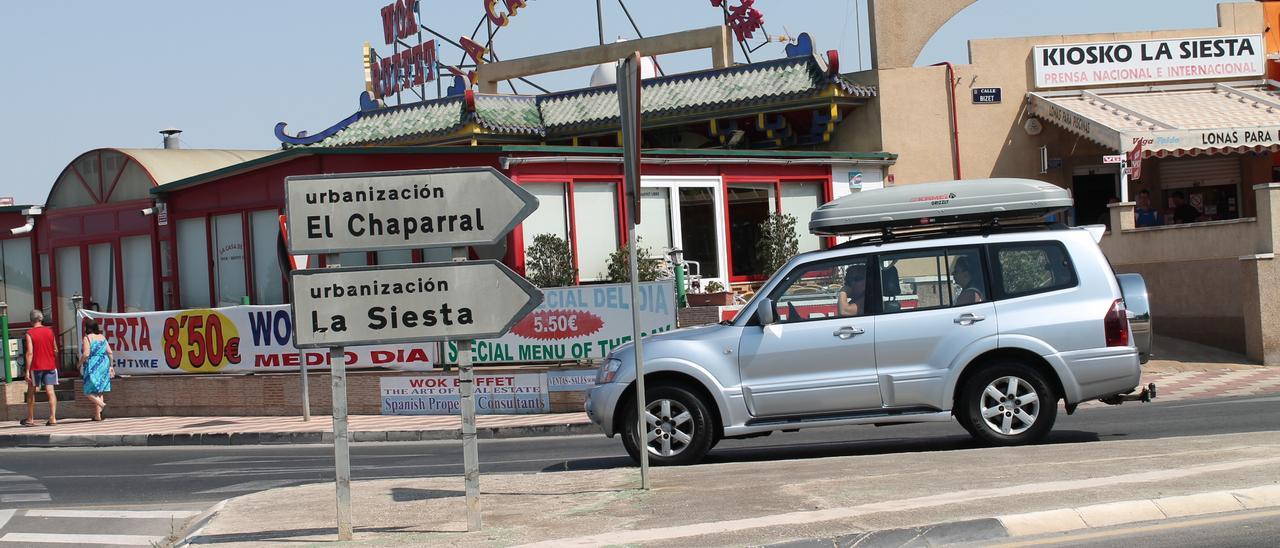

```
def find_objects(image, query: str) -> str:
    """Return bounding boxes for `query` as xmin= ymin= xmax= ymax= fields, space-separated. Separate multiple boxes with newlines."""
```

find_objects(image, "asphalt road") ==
xmin=0 ymin=393 xmax=1277 ymax=546
xmin=1 ymin=393 xmax=1278 ymax=509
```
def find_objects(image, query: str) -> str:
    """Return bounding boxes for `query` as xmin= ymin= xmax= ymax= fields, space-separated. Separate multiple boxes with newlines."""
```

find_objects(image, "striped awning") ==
xmin=1027 ymin=80 xmax=1280 ymax=158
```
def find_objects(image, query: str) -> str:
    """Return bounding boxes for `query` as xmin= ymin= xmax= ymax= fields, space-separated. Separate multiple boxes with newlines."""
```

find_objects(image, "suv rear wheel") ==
xmin=959 ymin=362 xmax=1057 ymax=446
xmin=620 ymin=385 xmax=716 ymax=466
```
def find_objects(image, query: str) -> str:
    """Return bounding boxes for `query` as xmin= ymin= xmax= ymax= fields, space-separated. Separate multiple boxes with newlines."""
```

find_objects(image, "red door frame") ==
xmin=722 ymin=175 xmax=834 ymax=283
xmin=512 ymin=173 xmax=627 ymax=285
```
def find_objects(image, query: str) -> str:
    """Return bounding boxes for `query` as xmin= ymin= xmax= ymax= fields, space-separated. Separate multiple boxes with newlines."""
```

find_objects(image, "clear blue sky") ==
xmin=0 ymin=0 xmax=1241 ymax=205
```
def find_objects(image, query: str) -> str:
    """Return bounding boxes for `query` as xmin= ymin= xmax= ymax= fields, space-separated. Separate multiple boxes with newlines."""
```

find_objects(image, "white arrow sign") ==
xmin=290 ymin=261 xmax=544 ymax=348
xmin=284 ymin=167 xmax=538 ymax=255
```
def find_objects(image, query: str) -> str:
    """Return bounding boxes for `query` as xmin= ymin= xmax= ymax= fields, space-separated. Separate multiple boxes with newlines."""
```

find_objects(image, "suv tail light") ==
xmin=1104 ymin=299 xmax=1129 ymax=347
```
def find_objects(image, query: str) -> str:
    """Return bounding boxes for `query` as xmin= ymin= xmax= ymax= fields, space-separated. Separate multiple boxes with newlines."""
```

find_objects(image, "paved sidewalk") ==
xmin=183 ymin=431 xmax=1280 ymax=547
xmin=0 ymin=413 xmax=595 ymax=448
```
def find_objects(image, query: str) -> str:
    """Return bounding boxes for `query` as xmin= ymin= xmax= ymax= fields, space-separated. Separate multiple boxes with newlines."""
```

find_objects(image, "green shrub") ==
xmin=524 ymin=233 xmax=577 ymax=288
xmin=605 ymin=241 xmax=663 ymax=283
xmin=756 ymin=212 xmax=799 ymax=278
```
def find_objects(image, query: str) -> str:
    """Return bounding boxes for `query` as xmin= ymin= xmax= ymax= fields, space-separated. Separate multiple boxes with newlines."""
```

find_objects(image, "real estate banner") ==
xmin=79 ymin=305 xmax=438 ymax=375
xmin=442 ymin=281 xmax=677 ymax=364
xmin=380 ymin=373 xmax=549 ymax=415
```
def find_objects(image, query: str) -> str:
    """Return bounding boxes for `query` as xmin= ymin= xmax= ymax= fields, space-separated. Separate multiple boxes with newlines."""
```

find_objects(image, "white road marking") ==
xmin=0 ymin=532 xmax=164 ymax=545
xmin=0 ymin=510 xmax=13 ymax=532
xmin=24 ymin=509 xmax=200 ymax=520
xmin=517 ymin=456 xmax=1280 ymax=548
xmin=194 ymin=479 xmax=301 ymax=494
xmin=0 ymin=476 xmax=36 ymax=482
xmin=0 ymin=494 xmax=50 ymax=503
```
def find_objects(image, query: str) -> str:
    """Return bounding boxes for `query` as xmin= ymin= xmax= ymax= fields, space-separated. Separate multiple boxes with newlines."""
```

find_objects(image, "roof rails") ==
xmin=834 ymin=218 xmax=1064 ymax=249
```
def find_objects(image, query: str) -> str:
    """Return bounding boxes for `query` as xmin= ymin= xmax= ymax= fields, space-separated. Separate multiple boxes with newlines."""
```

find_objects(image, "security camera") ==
xmin=141 ymin=207 xmax=156 ymax=216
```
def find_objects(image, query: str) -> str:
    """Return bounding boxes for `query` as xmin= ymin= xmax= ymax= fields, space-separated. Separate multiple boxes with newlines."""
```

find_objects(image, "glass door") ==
xmin=639 ymin=177 xmax=727 ymax=290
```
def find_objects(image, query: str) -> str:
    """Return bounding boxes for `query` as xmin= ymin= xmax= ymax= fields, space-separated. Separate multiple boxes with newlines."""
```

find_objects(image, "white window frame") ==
xmin=639 ymin=176 xmax=728 ymax=290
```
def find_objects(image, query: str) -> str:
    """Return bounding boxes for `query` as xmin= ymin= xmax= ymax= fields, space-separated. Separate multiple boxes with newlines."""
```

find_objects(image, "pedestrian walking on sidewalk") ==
xmin=22 ymin=309 xmax=60 ymax=427
xmin=78 ymin=319 xmax=113 ymax=421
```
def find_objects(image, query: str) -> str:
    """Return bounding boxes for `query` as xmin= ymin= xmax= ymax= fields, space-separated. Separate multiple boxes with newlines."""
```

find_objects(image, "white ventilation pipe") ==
xmin=10 ymin=217 xmax=34 ymax=235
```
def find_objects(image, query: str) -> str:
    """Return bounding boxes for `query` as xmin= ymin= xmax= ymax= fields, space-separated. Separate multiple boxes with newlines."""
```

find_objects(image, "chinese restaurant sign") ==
xmin=444 ymin=281 xmax=676 ymax=364
xmin=79 ymin=305 xmax=438 ymax=375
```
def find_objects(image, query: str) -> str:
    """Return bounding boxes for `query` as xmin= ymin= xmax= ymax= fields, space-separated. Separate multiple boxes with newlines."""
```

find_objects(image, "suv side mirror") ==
xmin=755 ymin=298 xmax=775 ymax=325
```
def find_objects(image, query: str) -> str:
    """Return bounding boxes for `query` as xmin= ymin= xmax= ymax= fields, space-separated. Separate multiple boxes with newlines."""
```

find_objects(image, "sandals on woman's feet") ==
xmin=19 ymin=419 xmax=36 ymax=427
xmin=44 ymin=420 xmax=57 ymax=426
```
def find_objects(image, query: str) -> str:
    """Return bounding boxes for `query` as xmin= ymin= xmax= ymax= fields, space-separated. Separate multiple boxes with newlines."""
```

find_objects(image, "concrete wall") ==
xmin=1 ymin=369 xmax=587 ymax=420
xmin=1101 ymin=184 xmax=1280 ymax=364
xmin=867 ymin=0 xmax=976 ymax=70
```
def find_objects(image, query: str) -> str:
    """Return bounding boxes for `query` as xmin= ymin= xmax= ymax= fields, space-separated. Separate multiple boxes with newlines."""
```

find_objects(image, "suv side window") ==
xmin=878 ymin=247 xmax=986 ymax=313
xmin=770 ymin=256 xmax=871 ymax=323
xmin=991 ymin=242 xmax=1077 ymax=298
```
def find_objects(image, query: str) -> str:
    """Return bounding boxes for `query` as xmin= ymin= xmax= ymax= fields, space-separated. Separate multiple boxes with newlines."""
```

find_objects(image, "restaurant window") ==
xmin=573 ymin=182 xmax=620 ymax=281
xmin=121 ymin=235 xmax=155 ymax=312
xmin=249 ymin=210 xmax=284 ymax=305
xmin=781 ymin=183 xmax=823 ymax=254
xmin=177 ymin=218 xmax=210 ymax=308
xmin=336 ymin=252 xmax=369 ymax=266
xmin=727 ymin=183 xmax=776 ymax=278
xmin=521 ymin=183 xmax=570 ymax=246
xmin=88 ymin=242 xmax=116 ymax=312
xmin=0 ymin=237 xmax=35 ymax=321
xmin=636 ymin=187 xmax=673 ymax=250
xmin=212 ymin=214 xmax=247 ymax=306
xmin=376 ymin=249 xmax=414 ymax=265
xmin=55 ymin=246 xmax=82 ymax=331
xmin=678 ymin=187 xmax=720 ymax=279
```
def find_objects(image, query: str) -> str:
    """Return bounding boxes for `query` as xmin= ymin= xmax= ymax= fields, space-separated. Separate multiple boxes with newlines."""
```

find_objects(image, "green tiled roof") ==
xmin=299 ymin=55 xmax=874 ymax=148
xmin=475 ymin=95 xmax=542 ymax=135
xmin=315 ymin=97 xmax=466 ymax=147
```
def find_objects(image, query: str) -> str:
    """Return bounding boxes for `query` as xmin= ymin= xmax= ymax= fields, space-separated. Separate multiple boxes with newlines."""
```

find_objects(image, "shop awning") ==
xmin=1027 ymin=80 xmax=1280 ymax=158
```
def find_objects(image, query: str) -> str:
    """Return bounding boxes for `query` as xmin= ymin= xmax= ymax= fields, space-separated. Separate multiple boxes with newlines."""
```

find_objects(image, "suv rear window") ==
xmin=992 ymin=242 xmax=1077 ymax=298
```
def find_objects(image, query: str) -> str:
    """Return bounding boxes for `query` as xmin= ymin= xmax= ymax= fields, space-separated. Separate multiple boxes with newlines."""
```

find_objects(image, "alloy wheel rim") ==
xmin=644 ymin=398 xmax=694 ymax=457
xmin=979 ymin=376 xmax=1040 ymax=436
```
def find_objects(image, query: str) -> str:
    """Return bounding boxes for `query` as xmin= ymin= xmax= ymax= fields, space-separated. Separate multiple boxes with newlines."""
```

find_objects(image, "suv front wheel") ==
xmin=620 ymin=385 xmax=716 ymax=466
xmin=959 ymin=362 xmax=1058 ymax=446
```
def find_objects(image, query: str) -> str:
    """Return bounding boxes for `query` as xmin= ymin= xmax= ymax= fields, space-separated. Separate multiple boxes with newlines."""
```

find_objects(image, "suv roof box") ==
xmin=810 ymin=178 xmax=1072 ymax=236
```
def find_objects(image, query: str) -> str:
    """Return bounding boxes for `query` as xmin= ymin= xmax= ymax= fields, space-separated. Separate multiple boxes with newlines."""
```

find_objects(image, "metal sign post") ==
xmin=1 ymin=302 xmax=10 ymax=384
xmin=284 ymin=167 xmax=541 ymax=536
xmin=324 ymin=254 xmax=354 ymax=542
xmin=618 ymin=51 xmax=651 ymax=490
xmin=453 ymin=247 xmax=482 ymax=531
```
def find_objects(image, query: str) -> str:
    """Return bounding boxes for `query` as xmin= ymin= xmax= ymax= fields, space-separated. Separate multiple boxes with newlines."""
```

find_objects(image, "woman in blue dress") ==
xmin=78 ymin=319 xmax=114 ymax=421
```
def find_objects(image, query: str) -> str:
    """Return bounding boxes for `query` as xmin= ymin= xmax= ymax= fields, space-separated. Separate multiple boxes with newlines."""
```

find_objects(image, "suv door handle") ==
xmin=833 ymin=326 xmax=865 ymax=339
xmin=954 ymin=313 xmax=986 ymax=326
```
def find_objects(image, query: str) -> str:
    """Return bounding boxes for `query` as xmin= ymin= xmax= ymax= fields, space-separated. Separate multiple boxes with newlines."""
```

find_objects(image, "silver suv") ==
xmin=586 ymin=221 xmax=1152 ymax=465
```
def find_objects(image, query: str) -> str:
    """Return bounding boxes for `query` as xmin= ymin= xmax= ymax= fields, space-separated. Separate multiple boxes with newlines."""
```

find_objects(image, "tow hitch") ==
xmin=1100 ymin=383 xmax=1157 ymax=405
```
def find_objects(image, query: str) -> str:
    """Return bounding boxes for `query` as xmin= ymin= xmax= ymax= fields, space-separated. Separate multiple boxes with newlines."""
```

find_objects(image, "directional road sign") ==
xmin=284 ymin=167 xmax=539 ymax=255
xmin=290 ymin=261 xmax=543 ymax=348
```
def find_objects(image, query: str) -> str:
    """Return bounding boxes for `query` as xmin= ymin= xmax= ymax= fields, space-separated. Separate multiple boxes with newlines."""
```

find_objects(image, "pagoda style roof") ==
xmin=276 ymin=54 xmax=875 ymax=148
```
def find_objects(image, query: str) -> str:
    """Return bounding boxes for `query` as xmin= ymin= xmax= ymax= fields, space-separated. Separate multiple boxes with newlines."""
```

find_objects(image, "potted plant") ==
xmin=687 ymin=280 xmax=734 ymax=307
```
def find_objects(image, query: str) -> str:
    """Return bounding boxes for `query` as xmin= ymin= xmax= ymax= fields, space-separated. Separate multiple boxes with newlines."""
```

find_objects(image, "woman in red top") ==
xmin=22 ymin=309 xmax=60 ymax=427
